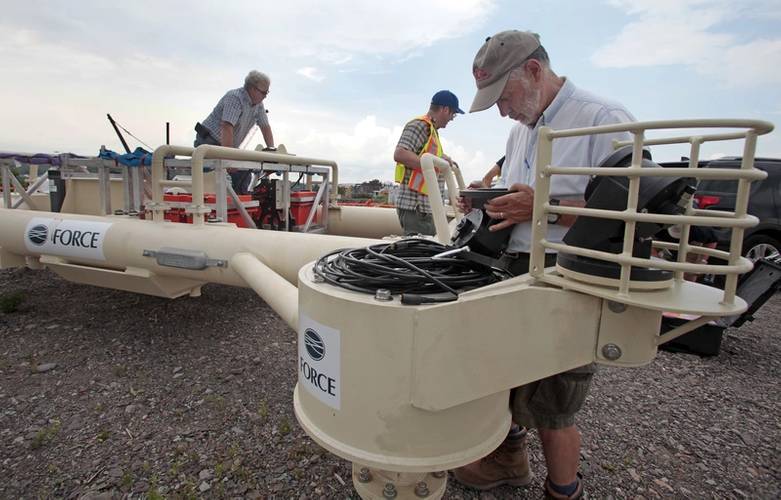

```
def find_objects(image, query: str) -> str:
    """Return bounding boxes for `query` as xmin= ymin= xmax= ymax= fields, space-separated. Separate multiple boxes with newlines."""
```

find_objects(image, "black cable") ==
xmin=112 ymin=118 xmax=153 ymax=150
xmin=314 ymin=239 xmax=510 ymax=303
xmin=291 ymin=172 xmax=305 ymax=190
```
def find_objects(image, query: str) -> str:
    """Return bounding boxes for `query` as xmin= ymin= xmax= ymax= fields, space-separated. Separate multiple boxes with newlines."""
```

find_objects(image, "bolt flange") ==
xmin=414 ymin=481 xmax=430 ymax=497
xmin=602 ymin=343 xmax=622 ymax=360
xmin=357 ymin=467 xmax=372 ymax=483
xmin=383 ymin=482 xmax=397 ymax=499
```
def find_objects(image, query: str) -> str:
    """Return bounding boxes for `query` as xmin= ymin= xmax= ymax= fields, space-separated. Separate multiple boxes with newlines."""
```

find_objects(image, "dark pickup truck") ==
xmin=658 ymin=157 xmax=781 ymax=356
xmin=663 ymin=156 xmax=781 ymax=261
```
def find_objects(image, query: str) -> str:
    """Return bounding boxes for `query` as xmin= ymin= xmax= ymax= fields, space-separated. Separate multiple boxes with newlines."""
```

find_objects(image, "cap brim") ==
xmin=456 ymin=107 xmax=465 ymax=114
xmin=469 ymin=71 xmax=511 ymax=113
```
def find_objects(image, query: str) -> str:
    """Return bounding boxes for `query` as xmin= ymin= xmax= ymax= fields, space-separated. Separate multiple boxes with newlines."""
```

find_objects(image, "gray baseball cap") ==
xmin=470 ymin=30 xmax=541 ymax=113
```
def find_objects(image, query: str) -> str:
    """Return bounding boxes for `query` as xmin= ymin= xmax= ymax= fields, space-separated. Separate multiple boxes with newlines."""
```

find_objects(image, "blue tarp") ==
xmin=98 ymin=147 xmax=153 ymax=167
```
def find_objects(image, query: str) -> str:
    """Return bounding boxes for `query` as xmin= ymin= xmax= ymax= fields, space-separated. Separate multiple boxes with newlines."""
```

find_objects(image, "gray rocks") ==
xmin=34 ymin=362 xmax=57 ymax=373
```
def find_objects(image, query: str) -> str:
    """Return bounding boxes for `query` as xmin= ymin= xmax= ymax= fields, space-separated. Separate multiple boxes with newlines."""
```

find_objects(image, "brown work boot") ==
xmin=544 ymin=473 xmax=585 ymax=499
xmin=452 ymin=428 xmax=533 ymax=490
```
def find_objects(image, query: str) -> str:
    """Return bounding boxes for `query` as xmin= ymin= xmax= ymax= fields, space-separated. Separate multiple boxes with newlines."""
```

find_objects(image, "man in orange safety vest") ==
xmin=393 ymin=90 xmax=463 ymax=235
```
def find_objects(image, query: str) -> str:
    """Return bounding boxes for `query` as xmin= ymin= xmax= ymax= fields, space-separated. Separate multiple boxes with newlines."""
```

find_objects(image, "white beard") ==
xmin=516 ymin=75 xmax=543 ymax=127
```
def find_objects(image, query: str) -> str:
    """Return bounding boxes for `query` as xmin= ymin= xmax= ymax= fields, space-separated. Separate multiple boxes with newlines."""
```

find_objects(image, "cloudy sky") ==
xmin=1 ymin=0 xmax=779 ymax=183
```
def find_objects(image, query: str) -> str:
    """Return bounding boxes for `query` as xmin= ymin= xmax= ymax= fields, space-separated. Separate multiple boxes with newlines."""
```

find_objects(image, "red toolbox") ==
xmin=163 ymin=193 xmax=259 ymax=228
xmin=290 ymin=191 xmax=318 ymax=225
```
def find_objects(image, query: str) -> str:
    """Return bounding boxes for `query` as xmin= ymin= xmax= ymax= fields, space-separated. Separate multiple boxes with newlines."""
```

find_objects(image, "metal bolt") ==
xmin=415 ymin=481 xmax=430 ymax=497
xmin=374 ymin=288 xmax=392 ymax=301
xmin=431 ymin=471 xmax=446 ymax=478
xmin=602 ymin=343 xmax=622 ymax=361
xmin=607 ymin=301 xmax=627 ymax=313
xmin=357 ymin=467 xmax=372 ymax=483
xmin=382 ymin=482 xmax=397 ymax=499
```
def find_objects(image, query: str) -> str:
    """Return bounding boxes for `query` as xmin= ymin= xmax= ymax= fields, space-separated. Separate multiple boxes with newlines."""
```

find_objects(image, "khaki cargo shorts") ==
xmin=510 ymin=363 xmax=597 ymax=430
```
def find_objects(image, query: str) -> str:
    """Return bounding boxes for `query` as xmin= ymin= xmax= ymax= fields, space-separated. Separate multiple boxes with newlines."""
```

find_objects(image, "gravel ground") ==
xmin=1 ymin=267 xmax=779 ymax=499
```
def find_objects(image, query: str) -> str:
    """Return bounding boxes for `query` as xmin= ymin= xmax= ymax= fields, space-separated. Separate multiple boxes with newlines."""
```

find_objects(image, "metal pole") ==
xmin=107 ymin=114 xmax=131 ymax=154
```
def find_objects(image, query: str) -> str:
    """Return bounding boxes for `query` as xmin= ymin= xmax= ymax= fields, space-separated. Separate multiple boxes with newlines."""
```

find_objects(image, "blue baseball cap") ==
xmin=431 ymin=90 xmax=465 ymax=114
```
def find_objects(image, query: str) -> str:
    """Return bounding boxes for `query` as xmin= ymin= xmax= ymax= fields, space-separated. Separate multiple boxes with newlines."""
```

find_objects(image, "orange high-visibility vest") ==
xmin=394 ymin=114 xmax=443 ymax=195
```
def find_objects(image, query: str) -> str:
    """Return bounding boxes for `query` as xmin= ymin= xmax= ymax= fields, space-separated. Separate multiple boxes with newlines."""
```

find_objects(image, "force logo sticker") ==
xmin=298 ymin=315 xmax=341 ymax=410
xmin=24 ymin=217 xmax=113 ymax=261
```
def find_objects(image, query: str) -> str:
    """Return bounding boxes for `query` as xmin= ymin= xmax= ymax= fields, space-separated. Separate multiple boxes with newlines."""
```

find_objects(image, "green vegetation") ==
xmin=111 ymin=364 xmax=128 ymax=378
xmin=257 ymin=400 xmax=268 ymax=420
xmin=0 ymin=291 xmax=24 ymax=314
xmin=30 ymin=420 xmax=61 ymax=450
xmin=278 ymin=417 xmax=292 ymax=436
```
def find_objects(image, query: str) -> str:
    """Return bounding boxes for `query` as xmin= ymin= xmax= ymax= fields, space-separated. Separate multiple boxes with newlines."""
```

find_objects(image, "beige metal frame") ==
xmin=291 ymin=119 xmax=774 ymax=499
xmin=149 ymin=145 xmax=341 ymax=226
xmin=419 ymin=154 xmax=466 ymax=243
xmin=526 ymin=119 xmax=773 ymax=343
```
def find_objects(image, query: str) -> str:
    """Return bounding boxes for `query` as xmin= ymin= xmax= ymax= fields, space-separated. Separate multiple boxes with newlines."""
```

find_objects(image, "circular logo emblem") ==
xmin=28 ymin=224 xmax=49 ymax=246
xmin=304 ymin=328 xmax=325 ymax=361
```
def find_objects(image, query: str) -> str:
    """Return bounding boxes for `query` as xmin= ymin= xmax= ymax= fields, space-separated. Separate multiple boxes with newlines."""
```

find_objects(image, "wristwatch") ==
xmin=547 ymin=198 xmax=561 ymax=224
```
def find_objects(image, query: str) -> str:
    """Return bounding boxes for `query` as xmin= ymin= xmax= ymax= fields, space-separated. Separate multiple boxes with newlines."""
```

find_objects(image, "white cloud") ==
xmin=0 ymin=1 xmax=496 ymax=158
xmin=720 ymin=39 xmax=781 ymax=87
xmin=0 ymin=1 xmax=494 ymax=68
xmin=297 ymin=67 xmax=325 ymax=83
xmin=593 ymin=0 xmax=781 ymax=87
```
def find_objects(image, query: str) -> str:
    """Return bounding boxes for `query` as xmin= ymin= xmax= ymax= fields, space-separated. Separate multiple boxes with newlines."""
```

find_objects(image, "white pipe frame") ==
xmin=150 ymin=144 xmax=341 ymax=224
xmin=231 ymin=252 xmax=299 ymax=330
xmin=419 ymin=153 xmax=466 ymax=244
xmin=528 ymin=118 xmax=774 ymax=310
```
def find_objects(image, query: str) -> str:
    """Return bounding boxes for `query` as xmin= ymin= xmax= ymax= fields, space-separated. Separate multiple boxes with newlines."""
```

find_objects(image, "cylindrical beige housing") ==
xmin=293 ymin=266 xmax=511 ymax=473
xmin=325 ymin=205 xmax=403 ymax=239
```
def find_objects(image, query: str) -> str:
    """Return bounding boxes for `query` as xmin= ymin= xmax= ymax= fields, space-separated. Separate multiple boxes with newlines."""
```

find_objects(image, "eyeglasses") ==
xmin=255 ymin=87 xmax=269 ymax=96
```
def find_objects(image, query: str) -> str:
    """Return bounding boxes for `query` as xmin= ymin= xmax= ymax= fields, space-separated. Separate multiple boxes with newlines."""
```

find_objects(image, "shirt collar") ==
xmin=538 ymin=77 xmax=574 ymax=127
xmin=239 ymin=87 xmax=256 ymax=107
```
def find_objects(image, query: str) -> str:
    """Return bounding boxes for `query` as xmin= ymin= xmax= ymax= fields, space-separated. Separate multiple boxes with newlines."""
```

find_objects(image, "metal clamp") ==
xmin=143 ymin=247 xmax=227 ymax=270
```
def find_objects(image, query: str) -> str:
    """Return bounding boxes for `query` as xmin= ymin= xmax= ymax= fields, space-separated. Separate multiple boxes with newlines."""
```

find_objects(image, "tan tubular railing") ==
xmin=150 ymin=144 xmax=341 ymax=224
xmin=528 ymin=118 xmax=774 ymax=308
xmin=420 ymin=153 xmax=466 ymax=244
xmin=150 ymin=145 xmax=196 ymax=222
xmin=231 ymin=252 xmax=299 ymax=330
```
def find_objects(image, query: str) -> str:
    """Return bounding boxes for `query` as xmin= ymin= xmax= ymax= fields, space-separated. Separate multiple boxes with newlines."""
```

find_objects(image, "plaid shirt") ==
xmin=395 ymin=118 xmax=446 ymax=213
xmin=201 ymin=87 xmax=269 ymax=146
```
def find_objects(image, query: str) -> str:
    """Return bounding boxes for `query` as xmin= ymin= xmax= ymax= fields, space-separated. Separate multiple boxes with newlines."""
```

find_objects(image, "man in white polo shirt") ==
xmin=453 ymin=30 xmax=636 ymax=499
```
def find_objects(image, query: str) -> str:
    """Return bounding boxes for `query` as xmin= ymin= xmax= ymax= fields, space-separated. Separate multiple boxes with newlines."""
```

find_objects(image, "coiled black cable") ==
xmin=313 ymin=238 xmax=510 ymax=303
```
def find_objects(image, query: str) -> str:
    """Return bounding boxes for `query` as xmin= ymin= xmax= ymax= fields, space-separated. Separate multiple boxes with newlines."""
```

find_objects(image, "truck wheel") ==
xmin=743 ymin=234 xmax=781 ymax=262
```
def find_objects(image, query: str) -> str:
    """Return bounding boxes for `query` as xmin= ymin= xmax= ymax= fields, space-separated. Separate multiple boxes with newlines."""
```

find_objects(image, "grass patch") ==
xmin=30 ymin=419 xmax=61 ymax=450
xmin=257 ymin=400 xmax=268 ymax=420
xmin=278 ymin=417 xmax=291 ymax=436
xmin=111 ymin=364 xmax=128 ymax=378
xmin=96 ymin=429 xmax=110 ymax=442
xmin=204 ymin=394 xmax=226 ymax=411
xmin=147 ymin=475 xmax=164 ymax=500
xmin=120 ymin=470 xmax=133 ymax=490
xmin=0 ymin=291 xmax=24 ymax=314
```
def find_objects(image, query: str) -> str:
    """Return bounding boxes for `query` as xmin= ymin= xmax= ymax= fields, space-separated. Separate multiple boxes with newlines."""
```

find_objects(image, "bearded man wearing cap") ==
xmin=452 ymin=31 xmax=636 ymax=499
xmin=392 ymin=90 xmax=463 ymax=235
